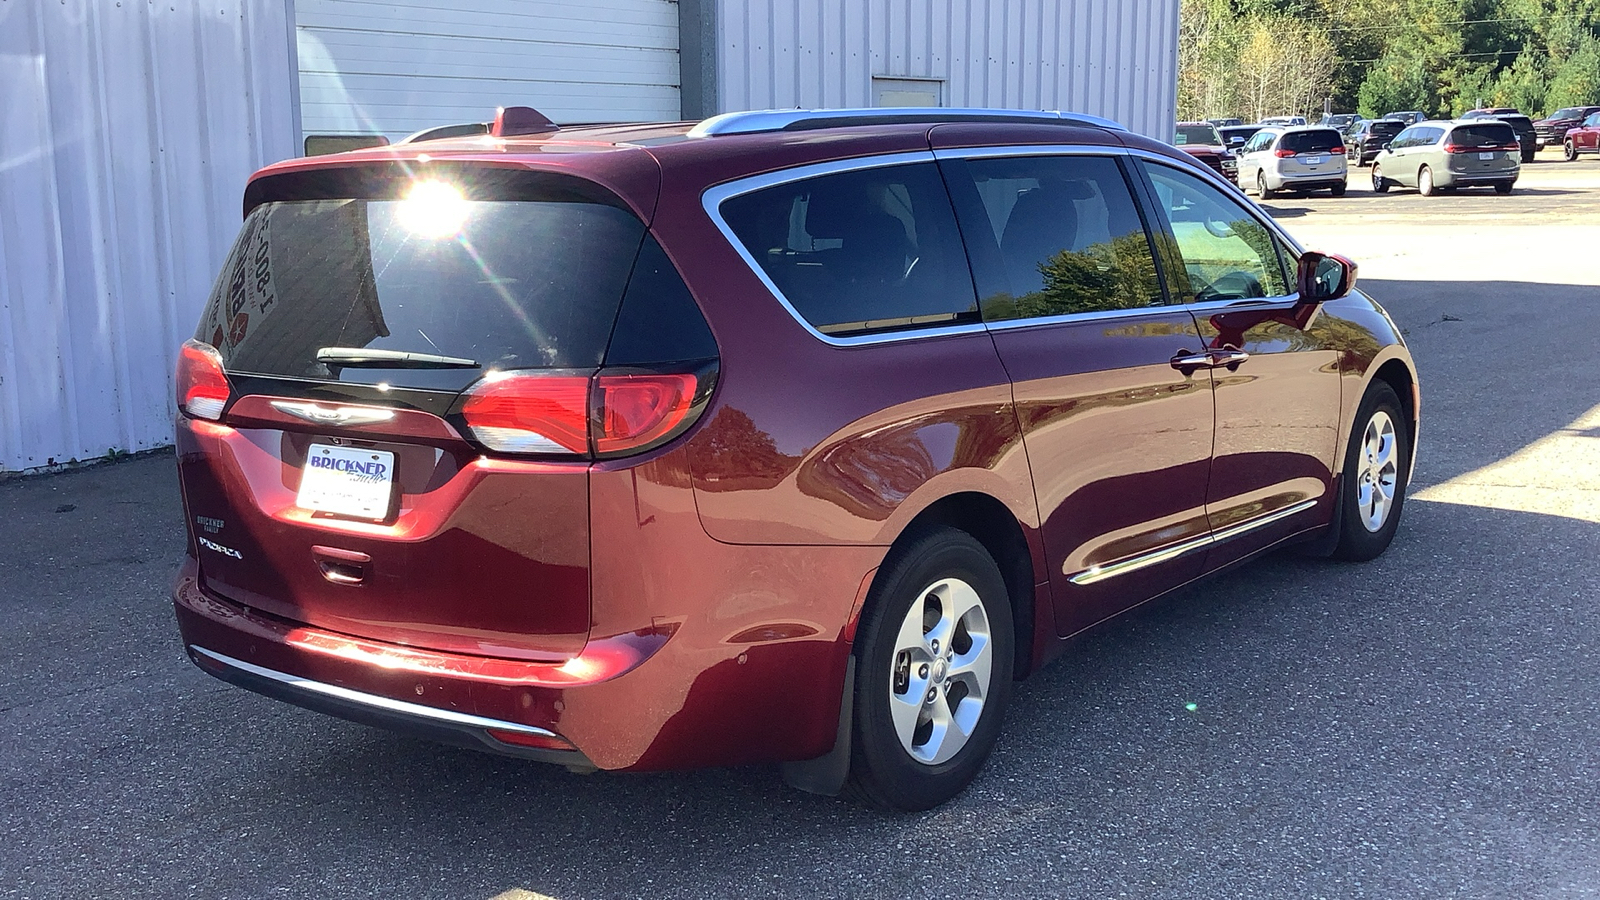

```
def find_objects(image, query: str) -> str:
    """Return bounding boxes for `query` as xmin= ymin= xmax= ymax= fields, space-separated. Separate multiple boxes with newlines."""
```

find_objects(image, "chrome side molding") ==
xmin=1069 ymin=499 xmax=1319 ymax=585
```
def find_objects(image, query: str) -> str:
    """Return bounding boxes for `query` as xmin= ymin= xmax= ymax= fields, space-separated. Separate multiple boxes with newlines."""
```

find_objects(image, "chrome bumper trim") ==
xmin=189 ymin=645 xmax=558 ymax=738
xmin=1069 ymin=499 xmax=1319 ymax=586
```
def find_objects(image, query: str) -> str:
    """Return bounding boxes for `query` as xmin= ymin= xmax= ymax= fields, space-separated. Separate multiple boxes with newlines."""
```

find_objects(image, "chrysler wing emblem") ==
xmin=269 ymin=400 xmax=397 ymax=427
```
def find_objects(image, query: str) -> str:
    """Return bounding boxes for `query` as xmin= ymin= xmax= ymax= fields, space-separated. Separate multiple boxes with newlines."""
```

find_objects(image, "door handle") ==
xmin=1170 ymin=349 xmax=1251 ymax=373
xmin=1207 ymin=349 xmax=1251 ymax=370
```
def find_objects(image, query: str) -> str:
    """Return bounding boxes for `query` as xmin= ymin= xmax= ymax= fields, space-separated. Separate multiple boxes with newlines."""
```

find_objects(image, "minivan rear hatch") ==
xmin=177 ymin=160 xmax=716 ymax=660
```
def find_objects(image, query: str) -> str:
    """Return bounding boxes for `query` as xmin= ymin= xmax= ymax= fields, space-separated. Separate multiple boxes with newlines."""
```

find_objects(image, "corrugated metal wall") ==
xmin=0 ymin=0 xmax=295 ymax=472
xmin=714 ymin=0 xmax=1179 ymax=139
xmin=296 ymin=0 xmax=681 ymax=139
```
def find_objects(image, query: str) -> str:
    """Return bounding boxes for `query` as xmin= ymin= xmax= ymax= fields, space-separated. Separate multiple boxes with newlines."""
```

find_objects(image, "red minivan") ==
xmin=172 ymin=107 xmax=1419 ymax=810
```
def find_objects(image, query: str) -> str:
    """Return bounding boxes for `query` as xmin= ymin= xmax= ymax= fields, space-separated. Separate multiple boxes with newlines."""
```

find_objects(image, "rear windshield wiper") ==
xmin=315 ymin=347 xmax=480 ymax=369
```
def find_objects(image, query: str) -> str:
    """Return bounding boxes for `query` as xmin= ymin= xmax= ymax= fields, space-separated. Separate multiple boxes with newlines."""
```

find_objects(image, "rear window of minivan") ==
xmin=199 ymin=170 xmax=647 ymax=391
xmin=1451 ymin=123 xmax=1515 ymax=147
xmin=1279 ymin=129 xmax=1344 ymax=153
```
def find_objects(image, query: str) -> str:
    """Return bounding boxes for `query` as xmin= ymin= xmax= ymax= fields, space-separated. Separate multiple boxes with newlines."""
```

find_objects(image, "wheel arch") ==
xmin=884 ymin=492 xmax=1040 ymax=680
xmin=1370 ymin=357 xmax=1420 ymax=481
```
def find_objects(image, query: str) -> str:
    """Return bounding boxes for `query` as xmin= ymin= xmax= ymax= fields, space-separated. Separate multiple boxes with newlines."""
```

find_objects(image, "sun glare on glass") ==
xmin=398 ymin=180 xmax=469 ymax=238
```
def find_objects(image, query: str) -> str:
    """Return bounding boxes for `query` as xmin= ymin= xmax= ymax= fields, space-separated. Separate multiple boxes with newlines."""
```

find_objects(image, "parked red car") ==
xmin=1174 ymin=121 xmax=1239 ymax=184
xmin=1535 ymin=105 xmax=1600 ymax=150
xmin=1561 ymin=111 xmax=1600 ymax=160
xmin=172 ymin=106 xmax=1419 ymax=811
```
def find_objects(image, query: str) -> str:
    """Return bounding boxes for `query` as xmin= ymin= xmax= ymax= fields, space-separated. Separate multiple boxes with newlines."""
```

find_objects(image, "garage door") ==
xmin=296 ymin=0 xmax=680 ymax=142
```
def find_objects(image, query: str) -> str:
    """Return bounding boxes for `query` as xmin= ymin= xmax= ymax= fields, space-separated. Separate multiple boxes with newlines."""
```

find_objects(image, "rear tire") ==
xmin=1257 ymin=172 xmax=1277 ymax=199
xmin=1418 ymin=166 xmax=1436 ymax=196
xmin=1330 ymin=382 xmax=1410 ymax=562
xmin=846 ymin=527 xmax=1015 ymax=812
xmin=1565 ymin=141 xmax=1579 ymax=162
xmin=1330 ymin=182 xmax=1347 ymax=197
xmin=1522 ymin=147 xmax=1536 ymax=164
xmin=1495 ymin=181 xmax=1514 ymax=194
xmin=1372 ymin=165 xmax=1390 ymax=193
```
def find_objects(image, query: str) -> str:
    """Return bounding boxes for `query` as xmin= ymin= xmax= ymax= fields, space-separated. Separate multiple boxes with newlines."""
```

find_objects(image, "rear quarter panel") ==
xmin=647 ymin=134 xmax=1042 ymax=565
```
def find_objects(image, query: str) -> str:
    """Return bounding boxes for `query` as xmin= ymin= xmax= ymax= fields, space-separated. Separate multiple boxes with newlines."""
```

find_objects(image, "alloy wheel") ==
xmin=1355 ymin=410 xmax=1399 ymax=532
xmin=887 ymin=577 xmax=994 ymax=766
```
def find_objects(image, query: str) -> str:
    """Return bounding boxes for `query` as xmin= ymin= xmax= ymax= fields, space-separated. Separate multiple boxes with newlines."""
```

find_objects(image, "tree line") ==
xmin=1179 ymin=0 xmax=1600 ymax=121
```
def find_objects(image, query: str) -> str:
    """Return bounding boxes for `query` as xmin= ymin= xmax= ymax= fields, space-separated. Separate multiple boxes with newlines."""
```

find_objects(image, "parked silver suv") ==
xmin=1237 ymin=126 xmax=1349 ymax=198
xmin=1371 ymin=119 xmax=1520 ymax=196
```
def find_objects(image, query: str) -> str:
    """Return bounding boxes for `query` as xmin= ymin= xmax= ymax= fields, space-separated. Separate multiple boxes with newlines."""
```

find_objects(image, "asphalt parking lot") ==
xmin=3 ymin=153 xmax=1598 ymax=900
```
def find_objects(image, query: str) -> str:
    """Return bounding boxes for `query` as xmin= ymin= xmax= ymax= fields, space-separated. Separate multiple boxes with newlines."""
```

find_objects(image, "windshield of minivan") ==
xmin=1175 ymin=124 xmax=1222 ymax=146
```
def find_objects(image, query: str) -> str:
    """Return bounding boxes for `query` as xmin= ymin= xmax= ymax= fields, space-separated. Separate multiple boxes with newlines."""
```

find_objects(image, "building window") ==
xmin=871 ymin=77 xmax=943 ymax=108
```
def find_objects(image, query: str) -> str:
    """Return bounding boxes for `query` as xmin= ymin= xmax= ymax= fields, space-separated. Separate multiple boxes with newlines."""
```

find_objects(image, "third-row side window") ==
xmin=719 ymin=162 xmax=979 ymax=337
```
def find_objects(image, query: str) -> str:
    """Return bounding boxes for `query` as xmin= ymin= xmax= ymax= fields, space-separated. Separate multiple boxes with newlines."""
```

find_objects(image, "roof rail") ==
xmin=686 ymin=107 xmax=1128 ymax=138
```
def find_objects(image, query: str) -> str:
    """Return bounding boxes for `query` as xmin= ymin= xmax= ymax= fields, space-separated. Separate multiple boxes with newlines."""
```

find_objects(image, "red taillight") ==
xmin=460 ymin=373 xmax=591 ymax=455
xmin=1500 ymin=143 xmax=1520 ymax=152
xmin=1274 ymin=148 xmax=1296 ymax=158
xmin=1332 ymin=144 xmax=1346 ymax=154
xmin=1444 ymin=143 xmax=1465 ymax=153
xmin=593 ymin=373 xmax=698 ymax=457
xmin=175 ymin=339 xmax=230 ymax=420
xmin=460 ymin=368 xmax=710 ymax=459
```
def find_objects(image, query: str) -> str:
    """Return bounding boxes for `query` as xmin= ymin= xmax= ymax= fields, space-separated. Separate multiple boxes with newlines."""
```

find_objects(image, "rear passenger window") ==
xmin=952 ymin=155 xmax=1163 ymax=320
xmin=1141 ymin=163 xmax=1291 ymax=302
xmin=718 ymin=163 xmax=978 ymax=338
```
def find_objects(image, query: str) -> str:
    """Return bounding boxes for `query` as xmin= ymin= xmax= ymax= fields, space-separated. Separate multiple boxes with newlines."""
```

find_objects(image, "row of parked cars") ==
xmin=1177 ymin=107 xmax=1536 ymax=197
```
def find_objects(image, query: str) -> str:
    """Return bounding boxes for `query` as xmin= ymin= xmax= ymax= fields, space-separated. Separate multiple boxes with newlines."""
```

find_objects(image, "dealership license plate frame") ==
xmin=1479 ymin=151 xmax=1495 ymax=160
xmin=298 ymin=443 xmax=396 ymax=520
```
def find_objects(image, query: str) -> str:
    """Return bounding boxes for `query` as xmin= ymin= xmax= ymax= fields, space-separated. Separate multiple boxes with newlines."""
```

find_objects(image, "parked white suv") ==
xmin=1238 ymin=126 xmax=1349 ymax=198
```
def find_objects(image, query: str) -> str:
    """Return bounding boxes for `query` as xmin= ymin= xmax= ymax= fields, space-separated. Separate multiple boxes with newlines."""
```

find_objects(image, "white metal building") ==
xmin=1 ymin=0 xmax=1177 ymax=473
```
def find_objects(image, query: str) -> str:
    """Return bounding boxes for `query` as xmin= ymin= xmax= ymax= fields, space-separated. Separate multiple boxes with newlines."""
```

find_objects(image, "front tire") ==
xmin=1372 ymin=165 xmax=1390 ymax=193
xmin=847 ymin=527 xmax=1015 ymax=811
xmin=1331 ymin=382 xmax=1410 ymax=562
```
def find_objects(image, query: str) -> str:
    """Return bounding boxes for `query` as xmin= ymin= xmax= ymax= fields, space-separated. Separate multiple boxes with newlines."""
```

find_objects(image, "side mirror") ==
xmin=1297 ymin=251 xmax=1357 ymax=304
xmin=1381 ymin=141 xmax=1393 ymax=151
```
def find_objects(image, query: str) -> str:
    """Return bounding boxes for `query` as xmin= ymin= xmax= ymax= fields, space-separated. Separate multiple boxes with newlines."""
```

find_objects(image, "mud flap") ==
xmin=780 ymin=655 xmax=854 ymax=795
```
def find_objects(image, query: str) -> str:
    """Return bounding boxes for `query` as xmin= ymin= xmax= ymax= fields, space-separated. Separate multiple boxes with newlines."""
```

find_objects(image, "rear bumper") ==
xmin=187 ymin=643 xmax=594 ymax=767
xmin=1270 ymin=173 xmax=1346 ymax=190
xmin=1439 ymin=169 xmax=1519 ymax=187
xmin=174 ymin=458 xmax=878 ymax=774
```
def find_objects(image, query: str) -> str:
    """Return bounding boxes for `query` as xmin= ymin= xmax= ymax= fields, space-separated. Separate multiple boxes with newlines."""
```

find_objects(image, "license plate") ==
xmin=298 ymin=444 xmax=395 ymax=519
xmin=1479 ymin=152 xmax=1495 ymax=160
xmin=1304 ymin=155 xmax=1324 ymax=164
